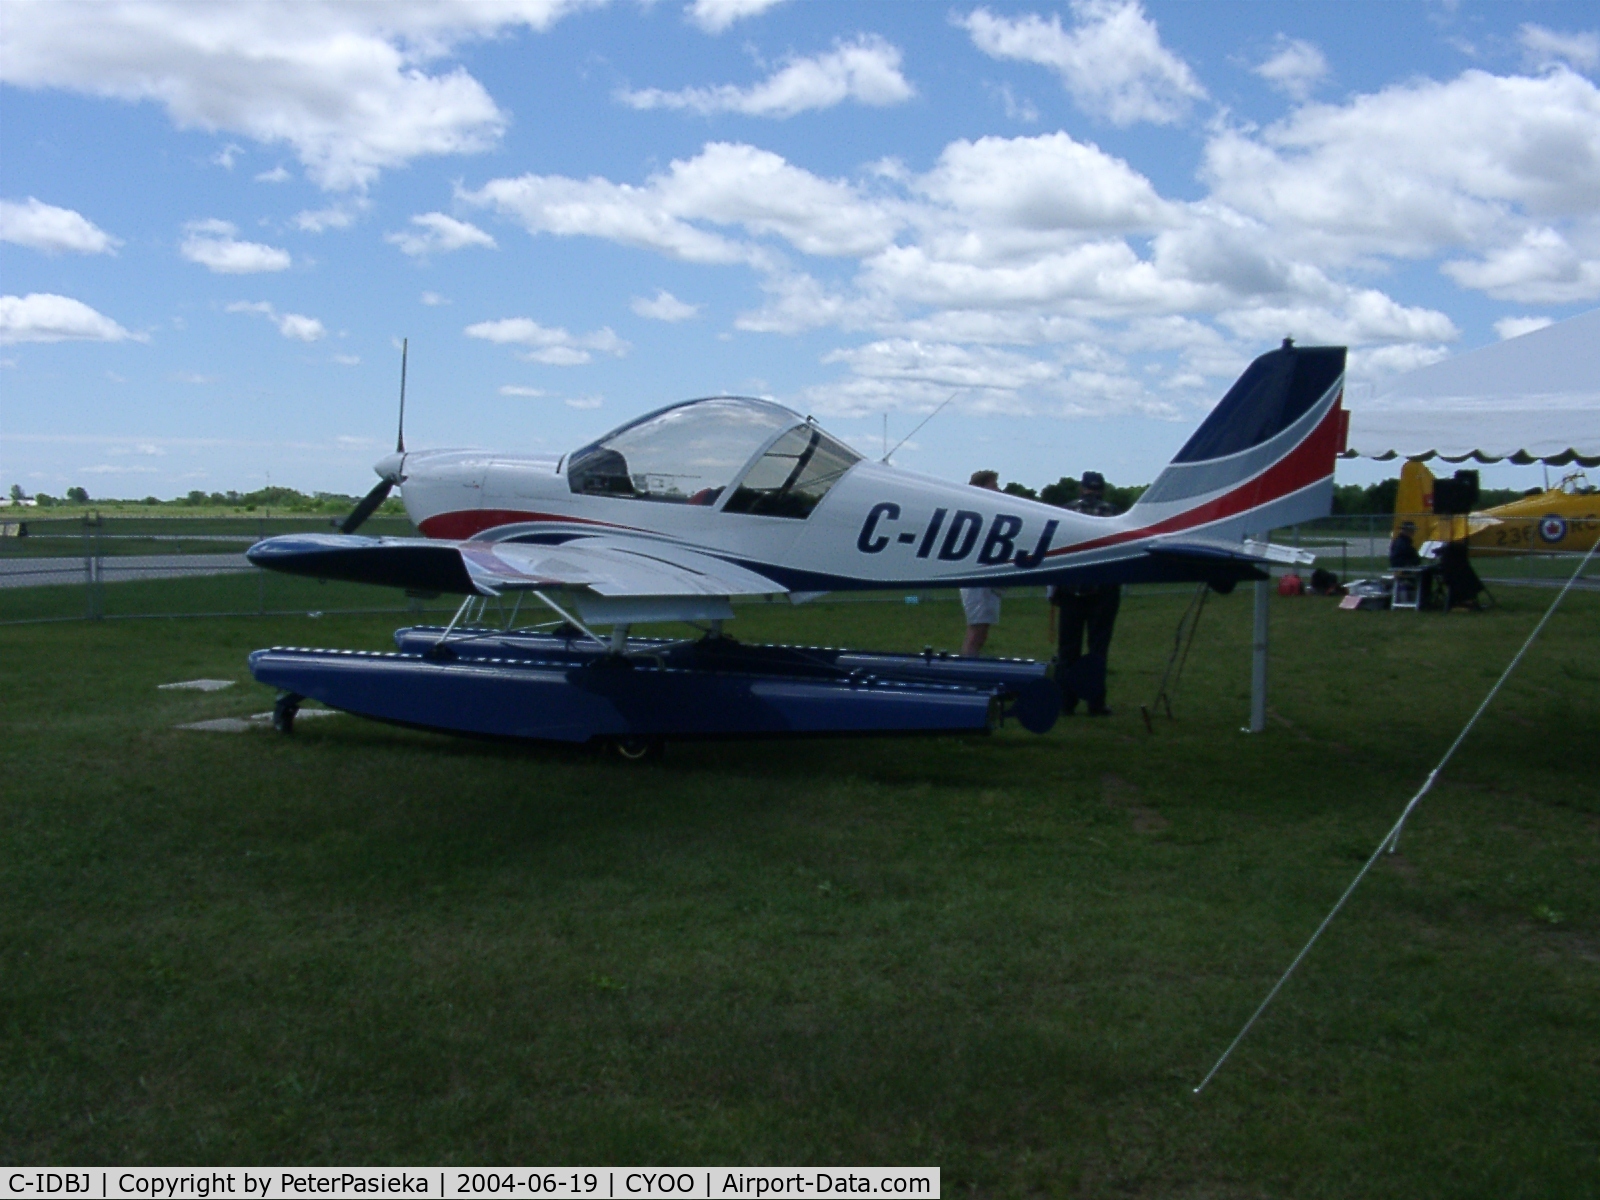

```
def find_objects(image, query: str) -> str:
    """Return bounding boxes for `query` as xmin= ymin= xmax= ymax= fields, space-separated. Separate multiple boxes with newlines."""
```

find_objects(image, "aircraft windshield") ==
xmin=722 ymin=424 xmax=861 ymax=518
xmin=566 ymin=397 xmax=799 ymax=504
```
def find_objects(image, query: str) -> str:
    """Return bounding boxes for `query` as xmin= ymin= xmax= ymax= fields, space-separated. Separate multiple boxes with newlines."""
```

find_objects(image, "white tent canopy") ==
xmin=1344 ymin=307 xmax=1600 ymax=466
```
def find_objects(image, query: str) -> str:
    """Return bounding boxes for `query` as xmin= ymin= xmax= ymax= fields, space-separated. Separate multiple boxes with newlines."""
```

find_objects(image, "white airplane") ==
xmin=246 ymin=338 xmax=1342 ymax=750
xmin=252 ymin=339 xmax=1342 ymax=623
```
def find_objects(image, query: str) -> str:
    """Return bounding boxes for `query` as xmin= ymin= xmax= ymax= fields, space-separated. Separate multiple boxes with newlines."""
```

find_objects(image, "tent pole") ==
xmin=1247 ymin=574 xmax=1269 ymax=733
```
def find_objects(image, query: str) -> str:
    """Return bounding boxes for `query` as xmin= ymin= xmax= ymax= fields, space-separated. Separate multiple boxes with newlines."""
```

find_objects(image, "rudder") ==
xmin=1393 ymin=460 xmax=1435 ymax=540
xmin=1129 ymin=340 xmax=1348 ymax=541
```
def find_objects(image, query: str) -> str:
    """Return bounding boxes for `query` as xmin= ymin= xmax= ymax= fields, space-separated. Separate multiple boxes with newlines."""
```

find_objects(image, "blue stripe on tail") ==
xmin=1174 ymin=341 xmax=1346 ymax=464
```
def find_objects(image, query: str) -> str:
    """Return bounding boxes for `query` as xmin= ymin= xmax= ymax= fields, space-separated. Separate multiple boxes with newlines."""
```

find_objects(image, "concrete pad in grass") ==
xmin=176 ymin=709 xmax=339 ymax=733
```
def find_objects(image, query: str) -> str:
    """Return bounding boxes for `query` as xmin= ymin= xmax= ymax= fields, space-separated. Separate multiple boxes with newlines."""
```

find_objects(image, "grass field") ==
xmin=2 ymin=579 xmax=1597 ymax=1195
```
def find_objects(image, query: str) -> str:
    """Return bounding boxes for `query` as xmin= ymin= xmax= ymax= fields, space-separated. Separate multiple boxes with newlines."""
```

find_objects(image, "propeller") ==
xmin=339 ymin=475 xmax=395 ymax=534
xmin=339 ymin=338 xmax=408 ymax=535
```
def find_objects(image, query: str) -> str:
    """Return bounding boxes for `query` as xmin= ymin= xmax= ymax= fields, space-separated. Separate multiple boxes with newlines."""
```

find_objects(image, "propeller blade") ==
xmin=340 ymin=478 xmax=393 ymax=534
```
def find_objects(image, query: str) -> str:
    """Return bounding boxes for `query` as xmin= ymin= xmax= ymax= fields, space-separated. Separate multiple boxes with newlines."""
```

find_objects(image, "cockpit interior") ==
xmin=564 ymin=397 xmax=861 ymax=519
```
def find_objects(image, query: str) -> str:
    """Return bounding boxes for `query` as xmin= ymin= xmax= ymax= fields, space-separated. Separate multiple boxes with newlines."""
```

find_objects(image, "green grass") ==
xmin=0 ymin=571 xmax=452 ymax=625
xmin=2 ymin=584 xmax=1597 ymax=1195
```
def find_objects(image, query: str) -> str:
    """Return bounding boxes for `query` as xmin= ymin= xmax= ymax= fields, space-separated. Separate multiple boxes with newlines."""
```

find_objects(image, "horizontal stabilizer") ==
xmin=1147 ymin=535 xmax=1316 ymax=572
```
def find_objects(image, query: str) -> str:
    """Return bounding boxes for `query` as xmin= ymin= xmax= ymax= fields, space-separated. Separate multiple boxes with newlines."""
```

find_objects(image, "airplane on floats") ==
xmin=246 ymin=338 xmax=1344 ymax=754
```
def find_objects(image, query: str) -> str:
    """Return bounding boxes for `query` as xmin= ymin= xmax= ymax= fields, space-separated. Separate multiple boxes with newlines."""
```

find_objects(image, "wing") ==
xmin=246 ymin=532 xmax=788 ymax=623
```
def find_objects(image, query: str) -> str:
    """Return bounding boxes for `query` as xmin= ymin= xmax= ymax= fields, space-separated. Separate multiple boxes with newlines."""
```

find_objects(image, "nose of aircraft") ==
xmin=374 ymin=450 xmax=406 ymax=483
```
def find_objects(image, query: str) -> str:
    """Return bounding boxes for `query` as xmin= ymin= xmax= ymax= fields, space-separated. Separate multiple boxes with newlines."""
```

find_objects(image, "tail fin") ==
xmin=1129 ymin=340 xmax=1347 ymax=540
xmin=1393 ymin=460 xmax=1435 ymax=540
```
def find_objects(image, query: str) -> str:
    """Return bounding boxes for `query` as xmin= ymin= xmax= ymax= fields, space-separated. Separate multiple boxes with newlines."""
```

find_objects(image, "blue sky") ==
xmin=3 ymin=0 xmax=1598 ymax=500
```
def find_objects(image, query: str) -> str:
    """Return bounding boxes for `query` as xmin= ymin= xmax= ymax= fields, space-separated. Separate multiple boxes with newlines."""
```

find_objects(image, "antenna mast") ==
xmin=396 ymin=338 xmax=408 ymax=454
xmin=883 ymin=391 xmax=960 ymax=463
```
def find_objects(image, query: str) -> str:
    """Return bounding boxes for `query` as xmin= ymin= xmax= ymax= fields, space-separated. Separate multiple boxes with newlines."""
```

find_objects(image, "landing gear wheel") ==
xmin=273 ymin=691 xmax=304 ymax=734
xmin=607 ymin=736 xmax=664 ymax=763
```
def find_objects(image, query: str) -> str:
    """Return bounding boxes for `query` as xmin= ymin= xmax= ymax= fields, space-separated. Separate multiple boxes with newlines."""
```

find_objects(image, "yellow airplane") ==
xmin=1393 ymin=460 xmax=1600 ymax=555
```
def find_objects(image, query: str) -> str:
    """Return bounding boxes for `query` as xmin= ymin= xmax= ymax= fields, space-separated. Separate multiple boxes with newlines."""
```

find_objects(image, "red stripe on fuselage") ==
xmin=1047 ymin=394 xmax=1344 ymax=559
xmin=417 ymin=508 xmax=634 ymax=539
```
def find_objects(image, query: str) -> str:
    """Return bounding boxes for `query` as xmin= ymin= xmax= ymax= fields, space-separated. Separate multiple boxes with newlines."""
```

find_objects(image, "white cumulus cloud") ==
xmin=181 ymin=220 xmax=290 ymax=274
xmin=276 ymin=313 xmax=326 ymax=342
xmin=826 ymin=338 xmax=1061 ymax=393
xmin=1200 ymin=67 xmax=1600 ymax=300
xmin=225 ymin=300 xmax=326 ymax=341
xmin=0 ymin=293 xmax=132 ymax=343
xmin=686 ymin=0 xmax=789 ymax=34
xmin=464 ymin=56 xmax=1596 ymax=419
xmin=464 ymin=317 xmax=630 ymax=365
xmin=0 ymin=1 xmax=600 ymax=190
xmin=619 ymin=34 xmax=914 ymax=117
xmin=295 ymin=201 xmax=366 ymax=233
xmin=464 ymin=141 xmax=901 ymax=263
xmin=960 ymin=2 xmax=1206 ymax=126
xmin=917 ymin=132 xmax=1179 ymax=235
xmin=632 ymin=290 xmax=700 ymax=321
xmin=0 ymin=197 xmax=120 ymax=254
xmin=1519 ymin=24 xmax=1600 ymax=73
xmin=1442 ymin=226 xmax=1600 ymax=303
xmin=386 ymin=212 xmax=497 ymax=257
xmin=1253 ymin=37 xmax=1329 ymax=101
xmin=1494 ymin=315 xmax=1556 ymax=340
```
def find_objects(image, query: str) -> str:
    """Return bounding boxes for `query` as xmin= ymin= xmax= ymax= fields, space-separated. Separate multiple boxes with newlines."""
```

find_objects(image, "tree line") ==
xmin=9 ymin=476 xmax=1529 ymax=516
xmin=7 ymin=484 xmax=403 ymax=515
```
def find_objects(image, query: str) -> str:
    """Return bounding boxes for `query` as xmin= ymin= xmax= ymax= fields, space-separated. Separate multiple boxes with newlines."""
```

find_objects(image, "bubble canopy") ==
xmin=565 ymin=397 xmax=861 ymax=518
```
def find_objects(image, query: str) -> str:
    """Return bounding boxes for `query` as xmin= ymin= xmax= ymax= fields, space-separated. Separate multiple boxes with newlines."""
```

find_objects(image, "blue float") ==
xmin=247 ymin=627 xmax=1059 ymax=752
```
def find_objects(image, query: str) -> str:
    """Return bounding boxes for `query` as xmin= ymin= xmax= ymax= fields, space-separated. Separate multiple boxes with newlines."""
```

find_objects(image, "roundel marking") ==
xmin=1538 ymin=514 xmax=1567 ymax=544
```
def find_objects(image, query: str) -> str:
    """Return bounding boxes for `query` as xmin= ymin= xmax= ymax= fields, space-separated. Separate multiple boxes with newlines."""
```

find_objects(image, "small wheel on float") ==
xmin=607 ymin=736 xmax=664 ymax=763
xmin=272 ymin=691 xmax=304 ymax=734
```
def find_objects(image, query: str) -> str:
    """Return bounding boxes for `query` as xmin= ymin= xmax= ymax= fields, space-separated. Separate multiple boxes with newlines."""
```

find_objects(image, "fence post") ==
xmin=257 ymin=516 xmax=266 ymax=615
xmin=83 ymin=513 xmax=103 ymax=619
xmin=82 ymin=515 xmax=94 ymax=619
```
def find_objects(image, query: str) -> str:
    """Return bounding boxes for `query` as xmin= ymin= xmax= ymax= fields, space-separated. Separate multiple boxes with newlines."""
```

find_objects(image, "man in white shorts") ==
xmin=960 ymin=470 xmax=1003 ymax=655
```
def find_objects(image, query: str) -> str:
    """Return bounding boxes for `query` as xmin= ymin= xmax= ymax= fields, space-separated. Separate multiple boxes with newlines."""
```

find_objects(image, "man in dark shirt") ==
xmin=1388 ymin=520 xmax=1436 ymax=607
xmin=1050 ymin=471 xmax=1121 ymax=716
xmin=1389 ymin=520 xmax=1422 ymax=568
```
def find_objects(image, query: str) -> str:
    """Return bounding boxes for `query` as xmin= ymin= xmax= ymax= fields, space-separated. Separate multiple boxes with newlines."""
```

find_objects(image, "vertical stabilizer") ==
xmin=1393 ymin=460 xmax=1435 ymax=541
xmin=1128 ymin=341 xmax=1347 ymax=542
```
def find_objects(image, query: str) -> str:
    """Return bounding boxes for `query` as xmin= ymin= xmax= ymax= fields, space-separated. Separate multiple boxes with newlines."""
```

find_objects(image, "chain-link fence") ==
xmin=0 ymin=513 xmax=434 ymax=624
xmin=1 ymin=511 xmax=1592 ymax=626
xmin=1287 ymin=511 xmax=1598 ymax=589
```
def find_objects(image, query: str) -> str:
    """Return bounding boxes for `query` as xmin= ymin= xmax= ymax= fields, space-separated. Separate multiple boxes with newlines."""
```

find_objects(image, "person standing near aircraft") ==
xmin=1049 ymin=471 xmax=1122 ymax=716
xmin=960 ymin=470 xmax=1004 ymax=655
